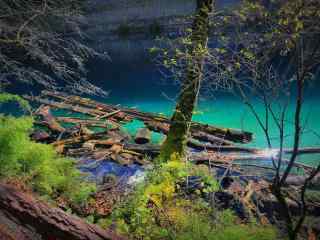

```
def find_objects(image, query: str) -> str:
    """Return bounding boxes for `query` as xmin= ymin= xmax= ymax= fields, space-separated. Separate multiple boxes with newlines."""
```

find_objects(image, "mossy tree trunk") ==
xmin=160 ymin=0 xmax=214 ymax=161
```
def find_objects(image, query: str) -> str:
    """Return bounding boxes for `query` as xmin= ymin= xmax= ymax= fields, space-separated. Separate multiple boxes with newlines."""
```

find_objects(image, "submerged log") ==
xmin=135 ymin=128 xmax=151 ymax=144
xmin=0 ymin=184 xmax=127 ymax=240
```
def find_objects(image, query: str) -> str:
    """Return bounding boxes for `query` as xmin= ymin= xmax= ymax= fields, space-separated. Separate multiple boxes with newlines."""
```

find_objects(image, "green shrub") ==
xmin=0 ymin=93 xmax=31 ymax=112
xmin=0 ymin=115 xmax=33 ymax=176
xmin=106 ymin=153 xmax=277 ymax=240
xmin=0 ymin=115 xmax=96 ymax=205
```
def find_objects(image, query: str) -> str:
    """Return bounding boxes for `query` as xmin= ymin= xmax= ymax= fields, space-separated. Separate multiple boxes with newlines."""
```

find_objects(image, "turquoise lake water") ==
xmin=2 ymin=40 xmax=319 ymax=167
xmin=114 ymin=96 xmax=320 ymax=165
xmin=85 ymin=53 xmax=320 ymax=166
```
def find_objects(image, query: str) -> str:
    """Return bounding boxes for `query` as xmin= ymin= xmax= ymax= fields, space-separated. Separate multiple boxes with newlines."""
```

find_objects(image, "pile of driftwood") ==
xmin=2 ymin=90 xmax=316 ymax=239
xmin=26 ymin=91 xmax=253 ymax=161
xmin=25 ymin=91 xmax=318 ymax=175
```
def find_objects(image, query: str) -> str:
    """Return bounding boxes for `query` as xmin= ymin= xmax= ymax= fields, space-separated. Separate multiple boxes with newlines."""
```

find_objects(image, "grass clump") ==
xmin=102 ymin=153 xmax=277 ymax=240
xmin=0 ymin=114 xmax=96 ymax=205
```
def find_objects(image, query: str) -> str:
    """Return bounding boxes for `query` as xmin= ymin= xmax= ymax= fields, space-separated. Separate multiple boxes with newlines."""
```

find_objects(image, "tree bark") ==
xmin=160 ymin=0 xmax=214 ymax=160
xmin=0 ymin=184 xmax=127 ymax=240
xmin=36 ymin=106 xmax=65 ymax=133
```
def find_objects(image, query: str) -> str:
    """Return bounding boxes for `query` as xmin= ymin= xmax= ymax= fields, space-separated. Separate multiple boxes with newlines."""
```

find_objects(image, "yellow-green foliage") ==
xmin=107 ymin=153 xmax=277 ymax=240
xmin=0 ymin=115 xmax=96 ymax=205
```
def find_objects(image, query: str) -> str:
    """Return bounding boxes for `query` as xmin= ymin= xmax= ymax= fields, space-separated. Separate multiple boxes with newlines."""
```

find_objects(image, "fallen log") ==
xmin=40 ymin=91 xmax=132 ymax=122
xmin=51 ymin=128 xmax=130 ymax=147
xmin=190 ymin=152 xmax=316 ymax=173
xmin=36 ymin=105 xmax=65 ymax=133
xmin=187 ymin=141 xmax=260 ymax=153
xmin=78 ymin=124 xmax=94 ymax=136
xmin=234 ymin=156 xmax=315 ymax=173
xmin=144 ymin=120 xmax=170 ymax=134
xmin=108 ymin=128 xmax=132 ymax=143
xmin=189 ymin=146 xmax=320 ymax=156
xmin=96 ymin=110 xmax=122 ymax=120
xmin=37 ymin=91 xmax=253 ymax=143
xmin=50 ymin=127 xmax=318 ymax=171
xmin=51 ymin=131 xmax=108 ymax=149
xmin=190 ymin=123 xmax=252 ymax=144
xmin=56 ymin=116 xmax=120 ymax=129
xmin=69 ymin=143 xmax=160 ymax=160
xmin=191 ymin=130 xmax=235 ymax=145
xmin=123 ymin=143 xmax=161 ymax=158
xmin=135 ymin=128 xmax=151 ymax=144
xmin=0 ymin=183 xmax=127 ymax=240
xmin=69 ymin=146 xmax=147 ymax=166
xmin=145 ymin=120 xmax=235 ymax=146
xmin=25 ymin=95 xmax=105 ymax=117
xmin=42 ymin=91 xmax=162 ymax=121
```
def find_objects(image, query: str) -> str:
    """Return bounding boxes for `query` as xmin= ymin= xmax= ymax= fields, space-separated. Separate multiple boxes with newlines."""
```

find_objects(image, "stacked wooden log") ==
xmin=15 ymin=91 xmax=320 ymax=240
xmin=24 ymin=91 xmax=320 ymax=174
xmin=23 ymin=91 xmax=250 ymax=168
xmin=25 ymin=90 xmax=252 ymax=143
